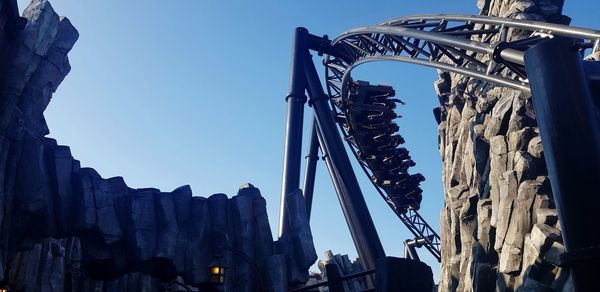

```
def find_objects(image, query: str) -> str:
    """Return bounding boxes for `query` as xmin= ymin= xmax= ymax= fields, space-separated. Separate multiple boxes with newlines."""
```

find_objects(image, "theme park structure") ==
xmin=0 ymin=0 xmax=599 ymax=291
xmin=280 ymin=13 xmax=600 ymax=292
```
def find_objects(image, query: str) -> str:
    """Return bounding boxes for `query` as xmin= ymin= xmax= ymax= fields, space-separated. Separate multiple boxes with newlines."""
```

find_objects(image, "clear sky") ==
xmin=18 ymin=0 xmax=598 ymax=282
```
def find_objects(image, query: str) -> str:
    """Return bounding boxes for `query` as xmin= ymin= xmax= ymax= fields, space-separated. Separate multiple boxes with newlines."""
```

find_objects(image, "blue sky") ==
xmin=18 ymin=0 xmax=598 ymax=281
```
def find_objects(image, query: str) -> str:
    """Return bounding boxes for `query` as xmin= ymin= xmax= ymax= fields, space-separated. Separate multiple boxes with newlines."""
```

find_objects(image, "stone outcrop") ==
xmin=0 ymin=1 xmax=317 ymax=290
xmin=2 ymin=0 xmax=594 ymax=291
xmin=314 ymin=250 xmax=367 ymax=291
xmin=309 ymin=251 xmax=436 ymax=292
xmin=436 ymin=0 xmax=576 ymax=291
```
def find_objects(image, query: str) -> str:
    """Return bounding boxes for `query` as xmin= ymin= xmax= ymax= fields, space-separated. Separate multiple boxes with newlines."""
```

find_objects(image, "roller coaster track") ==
xmin=322 ymin=14 xmax=600 ymax=261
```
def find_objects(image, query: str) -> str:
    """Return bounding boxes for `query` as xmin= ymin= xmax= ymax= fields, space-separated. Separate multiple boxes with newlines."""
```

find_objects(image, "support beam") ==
xmin=315 ymin=126 xmax=376 ymax=286
xmin=524 ymin=38 xmax=600 ymax=291
xmin=403 ymin=237 xmax=433 ymax=261
xmin=304 ymin=46 xmax=386 ymax=271
xmin=325 ymin=264 xmax=345 ymax=292
xmin=302 ymin=118 xmax=319 ymax=219
xmin=278 ymin=27 xmax=308 ymax=238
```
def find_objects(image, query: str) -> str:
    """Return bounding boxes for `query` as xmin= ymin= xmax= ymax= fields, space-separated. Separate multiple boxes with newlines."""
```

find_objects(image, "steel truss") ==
xmin=325 ymin=14 xmax=600 ymax=96
xmin=321 ymin=15 xmax=600 ymax=262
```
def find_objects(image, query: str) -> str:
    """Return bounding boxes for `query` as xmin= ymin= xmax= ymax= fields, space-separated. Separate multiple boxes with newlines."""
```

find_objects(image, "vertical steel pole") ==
xmin=302 ymin=117 xmax=320 ymax=219
xmin=325 ymin=264 xmax=345 ymax=292
xmin=304 ymin=51 xmax=386 ymax=271
xmin=315 ymin=123 xmax=351 ymax=223
xmin=524 ymin=38 xmax=600 ymax=291
xmin=278 ymin=27 xmax=308 ymax=238
xmin=316 ymin=125 xmax=376 ymax=286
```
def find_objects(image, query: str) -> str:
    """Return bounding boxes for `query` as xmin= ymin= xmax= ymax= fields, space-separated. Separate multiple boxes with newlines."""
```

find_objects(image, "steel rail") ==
xmin=328 ymin=14 xmax=600 ymax=99
xmin=380 ymin=14 xmax=600 ymax=40
xmin=338 ymin=56 xmax=531 ymax=97
xmin=322 ymin=14 xmax=600 ymax=262
xmin=336 ymin=26 xmax=495 ymax=55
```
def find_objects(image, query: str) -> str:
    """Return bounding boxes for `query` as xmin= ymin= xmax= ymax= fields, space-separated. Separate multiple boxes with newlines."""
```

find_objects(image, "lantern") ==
xmin=209 ymin=265 xmax=226 ymax=284
xmin=208 ymin=255 xmax=228 ymax=285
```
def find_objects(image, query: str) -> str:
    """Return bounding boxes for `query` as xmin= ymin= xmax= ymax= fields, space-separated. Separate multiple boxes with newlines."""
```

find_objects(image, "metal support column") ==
xmin=278 ymin=27 xmax=308 ymax=238
xmin=403 ymin=237 xmax=432 ymax=261
xmin=303 ymin=47 xmax=386 ymax=271
xmin=524 ymin=38 xmax=600 ymax=291
xmin=302 ymin=118 xmax=320 ymax=219
xmin=325 ymin=264 xmax=344 ymax=292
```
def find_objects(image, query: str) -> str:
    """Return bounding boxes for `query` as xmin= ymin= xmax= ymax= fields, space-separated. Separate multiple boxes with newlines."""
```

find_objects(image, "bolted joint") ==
xmin=491 ymin=41 xmax=510 ymax=64
xmin=315 ymin=35 xmax=330 ymax=56
xmin=307 ymin=94 xmax=329 ymax=107
xmin=285 ymin=93 xmax=307 ymax=103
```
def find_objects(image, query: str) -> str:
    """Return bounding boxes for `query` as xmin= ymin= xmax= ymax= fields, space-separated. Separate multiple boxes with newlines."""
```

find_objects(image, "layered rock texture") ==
xmin=436 ymin=0 xmax=577 ymax=291
xmin=0 ymin=1 xmax=316 ymax=291
xmin=2 ymin=0 xmax=595 ymax=291
xmin=314 ymin=250 xmax=367 ymax=291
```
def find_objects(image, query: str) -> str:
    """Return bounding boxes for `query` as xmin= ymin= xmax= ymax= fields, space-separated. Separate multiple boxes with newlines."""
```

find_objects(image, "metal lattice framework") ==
xmin=323 ymin=14 xmax=600 ymax=261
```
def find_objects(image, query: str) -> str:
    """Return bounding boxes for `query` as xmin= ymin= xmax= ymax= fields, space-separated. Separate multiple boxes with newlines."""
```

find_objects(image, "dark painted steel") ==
xmin=325 ymin=264 xmax=345 ymax=292
xmin=314 ymin=123 xmax=356 ymax=238
xmin=374 ymin=257 xmax=434 ymax=292
xmin=584 ymin=61 xmax=600 ymax=106
xmin=306 ymin=33 xmax=352 ymax=63
xmin=289 ymin=268 xmax=376 ymax=292
xmin=278 ymin=27 xmax=308 ymax=238
xmin=304 ymin=49 xmax=386 ymax=271
xmin=322 ymin=15 xmax=600 ymax=262
xmin=302 ymin=118 xmax=319 ymax=219
xmin=524 ymin=38 xmax=600 ymax=292
xmin=315 ymin=115 xmax=380 ymax=287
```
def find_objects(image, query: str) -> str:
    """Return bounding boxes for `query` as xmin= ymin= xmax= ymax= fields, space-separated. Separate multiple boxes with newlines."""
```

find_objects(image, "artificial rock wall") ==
xmin=436 ymin=0 xmax=576 ymax=291
xmin=0 ymin=1 xmax=317 ymax=291
xmin=313 ymin=250 xmax=368 ymax=291
xmin=2 ymin=0 xmax=593 ymax=291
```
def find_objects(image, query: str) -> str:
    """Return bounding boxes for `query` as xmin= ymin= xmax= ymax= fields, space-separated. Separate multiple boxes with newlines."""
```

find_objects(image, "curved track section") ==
xmin=343 ymin=81 xmax=425 ymax=210
xmin=324 ymin=14 xmax=600 ymax=261
xmin=326 ymin=14 xmax=600 ymax=97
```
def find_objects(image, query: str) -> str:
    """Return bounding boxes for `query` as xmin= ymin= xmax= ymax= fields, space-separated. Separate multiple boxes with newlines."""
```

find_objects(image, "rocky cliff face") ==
xmin=436 ymin=0 xmax=575 ymax=291
xmin=0 ymin=1 xmax=316 ymax=291
xmin=315 ymin=250 xmax=368 ymax=291
xmin=2 ymin=0 xmax=594 ymax=291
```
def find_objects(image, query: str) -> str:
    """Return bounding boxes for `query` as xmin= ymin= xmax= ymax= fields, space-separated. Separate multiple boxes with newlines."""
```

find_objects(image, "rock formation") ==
xmin=315 ymin=250 xmax=367 ymax=291
xmin=1 ymin=0 xmax=595 ymax=291
xmin=0 ymin=1 xmax=317 ymax=291
xmin=435 ymin=0 xmax=577 ymax=291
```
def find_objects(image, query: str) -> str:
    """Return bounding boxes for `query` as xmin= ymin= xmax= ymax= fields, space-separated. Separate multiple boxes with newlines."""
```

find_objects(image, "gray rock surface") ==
xmin=0 ymin=1 xmax=317 ymax=290
xmin=436 ymin=0 xmax=572 ymax=291
xmin=314 ymin=250 xmax=368 ymax=292
xmin=0 ymin=0 xmax=586 ymax=291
